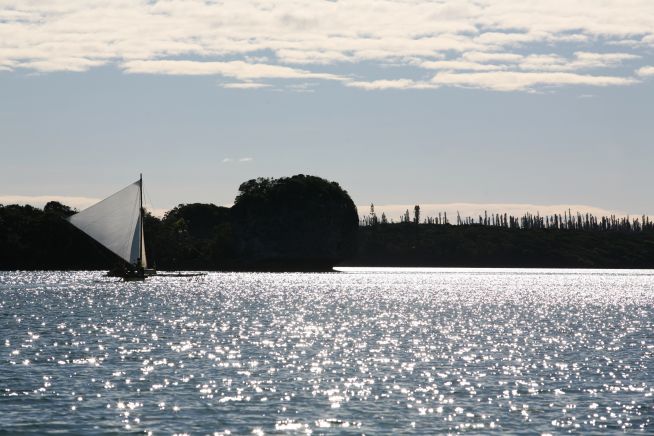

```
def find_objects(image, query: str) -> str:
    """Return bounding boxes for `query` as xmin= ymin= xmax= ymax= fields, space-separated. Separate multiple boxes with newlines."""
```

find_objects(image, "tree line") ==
xmin=361 ymin=204 xmax=654 ymax=233
xmin=2 ymin=178 xmax=654 ymax=271
xmin=0 ymin=175 xmax=357 ymax=272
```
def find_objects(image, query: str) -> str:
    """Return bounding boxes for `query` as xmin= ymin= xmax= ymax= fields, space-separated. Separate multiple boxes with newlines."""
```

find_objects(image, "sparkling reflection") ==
xmin=1 ymin=269 xmax=653 ymax=433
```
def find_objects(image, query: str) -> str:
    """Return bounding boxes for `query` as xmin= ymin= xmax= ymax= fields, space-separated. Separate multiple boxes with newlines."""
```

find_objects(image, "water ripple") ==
xmin=1 ymin=269 xmax=653 ymax=433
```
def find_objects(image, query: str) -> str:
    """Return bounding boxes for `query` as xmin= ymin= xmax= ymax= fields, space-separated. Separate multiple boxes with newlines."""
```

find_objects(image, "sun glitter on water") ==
xmin=1 ymin=269 xmax=653 ymax=433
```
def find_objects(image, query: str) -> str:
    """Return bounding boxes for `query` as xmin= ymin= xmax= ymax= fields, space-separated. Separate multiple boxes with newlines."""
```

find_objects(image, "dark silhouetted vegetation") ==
xmin=0 ymin=203 xmax=115 ymax=269
xmin=231 ymin=175 xmax=359 ymax=270
xmin=355 ymin=205 xmax=654 ymax=268
xmin=0 ymin=175 xmax=358 ymax=272
xmin=355 ymin=223 xmax=654 ymax=269
xmin=144 ymin=203 xmax=236 ymax=270
xmin=362 ymin=205 xmax=654 ymax=233
xmin=2 ymin=186 xmax=654 ymax=271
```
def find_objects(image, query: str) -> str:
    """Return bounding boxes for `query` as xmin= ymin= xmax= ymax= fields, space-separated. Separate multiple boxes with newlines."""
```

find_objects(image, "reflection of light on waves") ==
xmin=1 ymin=270 xmax=653 ymax=433
xmin=334 ymin=267 xmax=653 ymax=275
xmin=335 ymin=266 xmax=470 ymax=273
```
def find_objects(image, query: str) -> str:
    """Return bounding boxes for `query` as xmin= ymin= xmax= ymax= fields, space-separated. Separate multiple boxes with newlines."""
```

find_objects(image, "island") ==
xmin=1 ymin=174 xmax=653 ymax=271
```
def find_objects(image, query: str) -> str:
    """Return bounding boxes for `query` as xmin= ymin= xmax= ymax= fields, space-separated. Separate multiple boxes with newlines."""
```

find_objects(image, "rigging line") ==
xmin=142 ymin=183 xmax=157 ymax=217
xmin=141 ymin=181 xmax=159 ymax=267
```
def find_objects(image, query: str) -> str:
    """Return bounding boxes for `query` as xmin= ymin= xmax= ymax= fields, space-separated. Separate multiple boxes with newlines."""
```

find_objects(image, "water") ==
xmin=1 ymin=269 xmax=653 ymax=434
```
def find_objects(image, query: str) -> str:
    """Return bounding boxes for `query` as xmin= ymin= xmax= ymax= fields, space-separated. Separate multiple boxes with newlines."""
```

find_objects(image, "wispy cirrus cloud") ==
xmin=222 ymin=157 xmax=254 ymax=163
xmin=431 ymin=71 xmax=637 ymax=92
xmin=346 ymin=79 xmax=436 ymax=91
xmin=122 ymin=60 xmax=345 ymax=81
xmin=419 ymin=51 xmax=640 ymax=73
xmin=1 ymin=0 xmax=653 ymax=92
xmin=222 ymin=82 xmax=271 ymax=89
xmin=518 ymin=52 xmax=640 ymax=72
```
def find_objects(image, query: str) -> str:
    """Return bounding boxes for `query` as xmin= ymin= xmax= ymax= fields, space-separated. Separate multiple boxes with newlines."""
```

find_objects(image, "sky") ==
xmin=1 ymin=0 xmax=653 ymax=219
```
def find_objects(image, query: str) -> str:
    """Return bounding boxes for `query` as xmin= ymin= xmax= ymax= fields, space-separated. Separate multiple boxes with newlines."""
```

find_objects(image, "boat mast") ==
xmin=139 ymin=173 xmax=143 ymax=268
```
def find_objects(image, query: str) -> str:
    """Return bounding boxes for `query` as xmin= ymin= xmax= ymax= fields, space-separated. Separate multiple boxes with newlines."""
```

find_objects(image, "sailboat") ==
xmin=68 ymin=175 xmax=156 ymax=280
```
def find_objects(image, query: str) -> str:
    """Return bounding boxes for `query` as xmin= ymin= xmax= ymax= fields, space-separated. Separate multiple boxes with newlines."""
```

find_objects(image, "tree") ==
xmin=369 ymin=203 xmax=378 ymax=226
xmin=44 ymin=201 xmax=74 ymax=217
xmin=413 ymin=205 xmax=420 ymax=224
xmin=148 ymin=203 xmax=235 ymax=270
xmin=163 ymin=203 xmax=230 ymax=239
xmin=231 ymin=175 xmax=358 ymax=270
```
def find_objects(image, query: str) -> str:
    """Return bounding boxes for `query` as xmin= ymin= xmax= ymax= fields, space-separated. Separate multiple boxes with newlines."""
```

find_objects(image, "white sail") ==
xmin=68 ymin=180 xmax=145 ymax=266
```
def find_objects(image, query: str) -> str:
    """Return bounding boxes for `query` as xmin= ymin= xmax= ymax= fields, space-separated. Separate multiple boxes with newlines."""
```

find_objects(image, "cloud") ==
xmin=222 ymin=157 xmax=254 ymax=163
xmin=19 ymin=57 xmax=107 ymax=73
xmin=122 ymin=60 xmax=345 ymax=81
xmin=420 ymin=60 xmax=506 ymax=71
xmin=362 ymin=203 xmax=630 ymax=222
xmin=518 ymin=52 xmax=639 ymax=72
xmin=426 ymin=53 xmax=584 ymax=73
xmin=636 ymin=66 xmax=654 ymax=77
xmin=1 ymin=0 xmax=652 ymax=92
xmin=222 ymin=82 xmax=271 ymax=89
xmin=414 ymin=51 xmax=641 ymax=91
xmin=285 ymin=82 xmax=316 ymax=93
xmin=346 ymin=79 xmax=436 ymax=90
xmin=431 ymin=71 xmax=637 ymax=92
xmin=462 ymin=51 xmax=523 ymax=63
xmin=473 ymin=31 xmax=544 ymax=46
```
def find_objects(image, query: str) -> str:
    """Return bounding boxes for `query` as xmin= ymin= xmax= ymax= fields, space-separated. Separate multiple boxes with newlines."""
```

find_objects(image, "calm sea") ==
xmin=1 ymin=269 xmax=653 ymax=434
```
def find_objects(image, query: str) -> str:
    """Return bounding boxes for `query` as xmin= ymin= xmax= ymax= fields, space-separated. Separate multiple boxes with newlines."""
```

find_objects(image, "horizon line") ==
xmin=0 ymin=195 xmax=647 ymax=219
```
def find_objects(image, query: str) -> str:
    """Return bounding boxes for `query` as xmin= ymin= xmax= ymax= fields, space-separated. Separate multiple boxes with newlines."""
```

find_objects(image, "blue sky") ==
xmin=1 ymin=1 xmax=653 ymax=219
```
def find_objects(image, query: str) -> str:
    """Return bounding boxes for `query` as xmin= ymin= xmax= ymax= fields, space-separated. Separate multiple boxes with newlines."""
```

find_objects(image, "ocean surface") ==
xmin=1 ymin=269 xmax=653 ymax=434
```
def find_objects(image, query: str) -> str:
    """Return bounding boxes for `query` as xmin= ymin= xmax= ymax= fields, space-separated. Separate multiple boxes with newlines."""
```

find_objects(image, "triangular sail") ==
xmin=68 ymin=180 xmax=145 ymax=266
